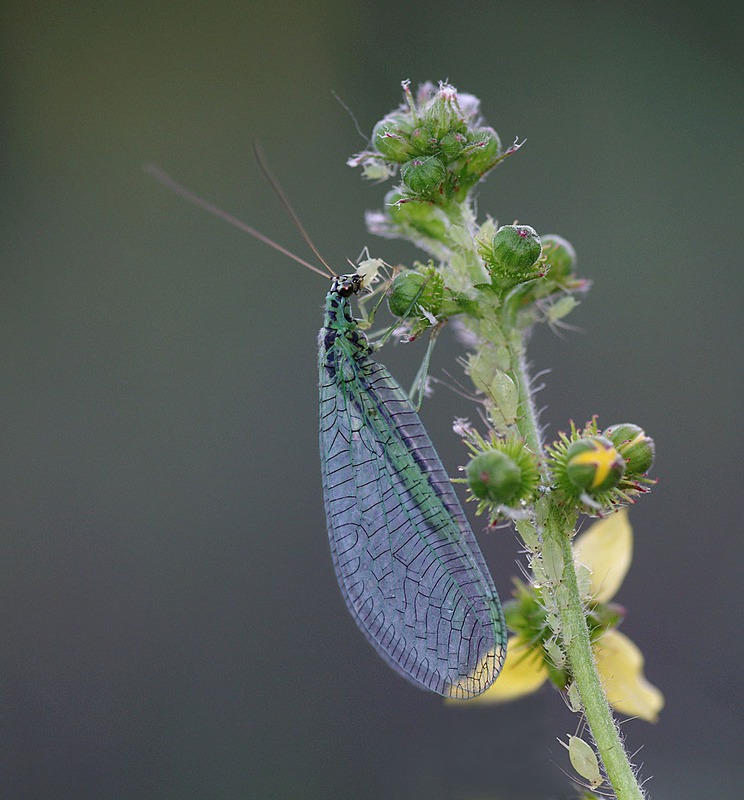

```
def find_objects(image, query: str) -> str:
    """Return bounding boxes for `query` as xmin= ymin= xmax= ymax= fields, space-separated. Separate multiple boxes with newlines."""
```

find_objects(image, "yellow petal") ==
xmin=465 ymin=637 xmax=548 ymax=704
xmin=573 ymin=509 xmax=632 ymax=603
xmin=595 ymin=629 xmax=664 ymax=722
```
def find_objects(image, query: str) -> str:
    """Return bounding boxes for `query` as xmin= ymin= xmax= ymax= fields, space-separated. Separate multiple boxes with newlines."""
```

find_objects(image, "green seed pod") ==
xmin=438 ymin=130 xmax=466 ymax=160
xmin=490 ymin=225 xmax=542 ymax=274
xmin=466 ymin=450 xmax=524 ymax=505
xmin=401 ymin=156 xmax=446 ymax=196
xmin=565 ymin=437 xmax=625 ymax=492
xmin=387 ymin=270 xmax=443 ymax=318
xmin=540 ymin=234 xmax=576 ymax=280
xmin=372 ymin=115 xmax=414 ymax=162
xmin=465 ymin=127 xmax=501 ymax=175
xmin=604 ymin=424 xmax=655 ymax=475
xmin=409 ymin=125 xmax=435 ymax=155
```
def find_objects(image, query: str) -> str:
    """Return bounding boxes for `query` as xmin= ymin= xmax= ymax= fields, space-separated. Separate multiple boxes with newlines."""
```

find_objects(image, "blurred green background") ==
xmin=1 ymin=1 xmax=741 ymax=798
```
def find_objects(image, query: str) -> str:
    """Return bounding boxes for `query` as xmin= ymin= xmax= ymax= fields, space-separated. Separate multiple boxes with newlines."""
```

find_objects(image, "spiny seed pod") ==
xmin=540 ymin=234 xmax=576 ymax=281
xmin=372 ymin=115 xmax=415 ymax=162
xmin=490 ymin=225 xmax=542 ymax=274
xmin=565 ymin=437 xmax=625 ymax=492
xmin=401 ymin=156 xmax=446 ymax=195
xmin=604 ymin=424 xmax=655 ymax=475
xmin=466 ymin=450 xmax=524 ymax=505
xmin=387 ymin=270 xmax=443 ymax=318
xmin=422 ymin=85 xmax=466 ymax=139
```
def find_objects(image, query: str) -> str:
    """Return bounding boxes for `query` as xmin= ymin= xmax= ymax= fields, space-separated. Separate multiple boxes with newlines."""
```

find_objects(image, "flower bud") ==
xmin=604 ymin=424 xmax=655 ymax=475
xmin=387 ymin=270 xmax=443 ymax=318
xmin=566 ymin=437 xmax=625 ymax=492
xmin=466 ymin=450 xmax=524 ymax=505
xmin=401 ymin=156 xmax=446 ymax=196
xmin=490 ymin=225 xmax=542 ymax=274
xmin=540 ymin=234 xmax=576 ymax=281
xmin=422 ymin=84 xmax=466 ymax=139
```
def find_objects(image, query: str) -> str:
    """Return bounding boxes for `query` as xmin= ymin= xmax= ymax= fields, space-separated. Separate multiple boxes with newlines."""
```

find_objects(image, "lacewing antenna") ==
xmin=144 ymin=162 xmax=332 ymax=279
xmin=331 ymin=90 xmax=368 ymax=142
xmin=252 ymin=143 xmax=335 ymax=278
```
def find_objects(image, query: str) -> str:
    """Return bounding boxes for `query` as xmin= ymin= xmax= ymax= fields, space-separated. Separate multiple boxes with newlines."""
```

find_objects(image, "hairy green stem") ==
xmin=495 ymin=314 xmax=644 ymax=798
xmin=509 ymin=340 xmax=542 ymax=456
xmin=543 ymin=508 xmax=645 ymax=799
xmin=436 ymin=193 xmax=646 ymax=799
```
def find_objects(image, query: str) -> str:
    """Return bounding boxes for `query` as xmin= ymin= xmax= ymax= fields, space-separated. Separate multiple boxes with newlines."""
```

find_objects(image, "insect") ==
xmin=146 ymin=155 xmax=506 ymax=698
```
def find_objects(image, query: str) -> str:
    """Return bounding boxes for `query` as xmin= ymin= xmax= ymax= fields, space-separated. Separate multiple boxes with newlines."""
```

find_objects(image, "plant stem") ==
xmin=356 ymin=80 xmax=655 ymax=799
xmin=510 ymin=341 xmax=542 ymax=456
xmin=451 ymin=198 xmax=645 ymax=799
xmin=543 ymin=508 xmax=645 ymax=800
xmin=502 ymin=325 xmax=644 ymax=798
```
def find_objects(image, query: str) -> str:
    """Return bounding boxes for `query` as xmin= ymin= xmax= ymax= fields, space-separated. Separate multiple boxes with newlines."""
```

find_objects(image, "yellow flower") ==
xmin=469 ymin=510 xmax=664 ymax=722
xmin=594 ymin=628 xmax=664 ymax=723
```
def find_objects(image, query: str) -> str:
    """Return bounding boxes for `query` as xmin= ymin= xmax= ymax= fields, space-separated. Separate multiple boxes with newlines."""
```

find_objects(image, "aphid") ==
xmin=146 ymin=154 xmax=506 ymax=697
xmin=563 ymin=735 xmax=604 ymax=790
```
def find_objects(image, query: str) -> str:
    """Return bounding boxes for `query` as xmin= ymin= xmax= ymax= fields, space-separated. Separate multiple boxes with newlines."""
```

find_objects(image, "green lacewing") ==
xmin=146 ymin=159 xmax=506 ymax=697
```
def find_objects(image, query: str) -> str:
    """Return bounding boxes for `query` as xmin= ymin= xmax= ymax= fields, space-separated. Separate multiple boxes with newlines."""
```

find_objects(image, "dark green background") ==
xmin=2 ymin=2 xmax=741 ymax=798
